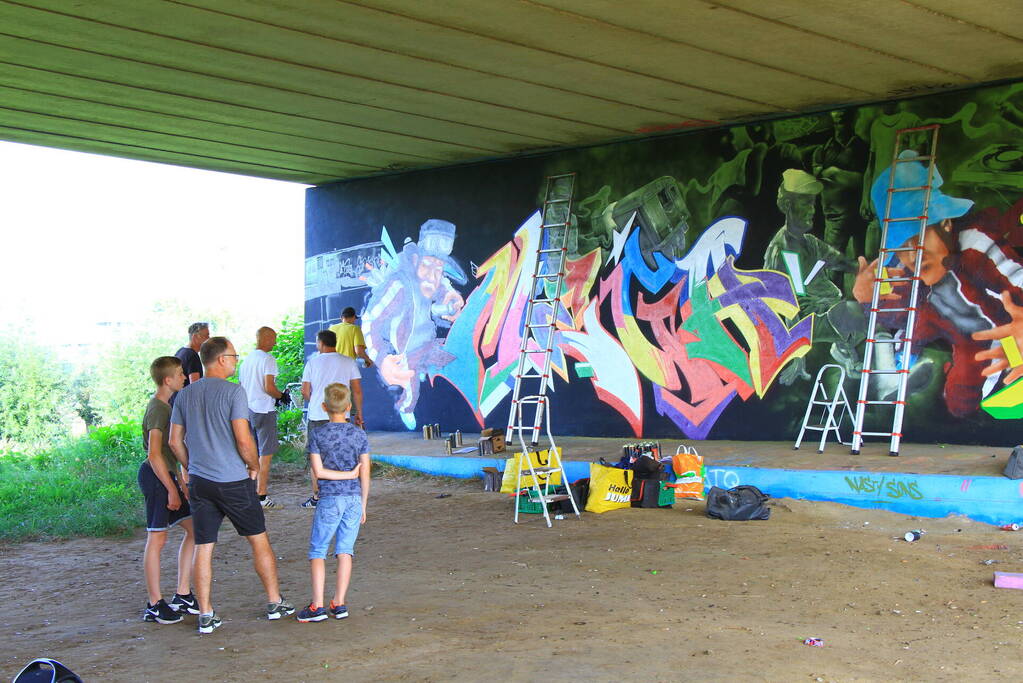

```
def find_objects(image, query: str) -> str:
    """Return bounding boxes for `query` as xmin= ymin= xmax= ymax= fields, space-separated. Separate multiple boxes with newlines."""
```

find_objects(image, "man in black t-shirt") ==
xmin=175 ymin=322 xmax=210 ymax=387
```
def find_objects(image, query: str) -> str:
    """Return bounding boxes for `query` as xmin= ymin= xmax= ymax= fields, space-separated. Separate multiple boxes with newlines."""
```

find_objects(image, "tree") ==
xmin=272 ymin=314 xmax=304 ymax=387
xmin=0 ymin=337 xmax=73 ymax=448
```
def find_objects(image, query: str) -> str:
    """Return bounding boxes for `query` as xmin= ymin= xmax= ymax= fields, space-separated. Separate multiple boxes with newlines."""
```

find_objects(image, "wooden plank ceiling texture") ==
xmin=0 ymin=0 xmax=1019 ymax=184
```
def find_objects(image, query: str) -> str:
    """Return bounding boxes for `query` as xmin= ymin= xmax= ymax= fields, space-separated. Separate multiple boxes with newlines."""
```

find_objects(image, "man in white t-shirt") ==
xmin=239 ymin=327 xmax=286 ymax=509
xmin=300 ymin=329 xmax=363 ymax=507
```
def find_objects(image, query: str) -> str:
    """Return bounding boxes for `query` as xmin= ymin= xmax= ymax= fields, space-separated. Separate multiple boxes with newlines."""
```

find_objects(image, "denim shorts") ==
xmin=309 ymin=494 xmax=362 ymax=559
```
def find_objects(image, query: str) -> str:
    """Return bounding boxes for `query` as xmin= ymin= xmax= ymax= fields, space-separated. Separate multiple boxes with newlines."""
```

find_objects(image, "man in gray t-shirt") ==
xmin=169 ymin=336 xmax=294 ymax=633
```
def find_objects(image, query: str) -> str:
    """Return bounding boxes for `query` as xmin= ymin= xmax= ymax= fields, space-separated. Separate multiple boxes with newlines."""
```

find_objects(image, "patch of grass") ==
xmin=0 ymin=424 xmax=145 ymax=543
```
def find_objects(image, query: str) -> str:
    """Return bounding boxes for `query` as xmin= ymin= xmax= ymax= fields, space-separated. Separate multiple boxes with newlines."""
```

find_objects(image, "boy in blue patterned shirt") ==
xmin=296 ymin=382 xmax=371 ymax=622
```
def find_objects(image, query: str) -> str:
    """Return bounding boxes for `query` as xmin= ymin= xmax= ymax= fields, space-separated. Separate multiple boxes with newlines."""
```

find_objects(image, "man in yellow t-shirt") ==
xmin=329 ymin=307 xmax=374 ymax=368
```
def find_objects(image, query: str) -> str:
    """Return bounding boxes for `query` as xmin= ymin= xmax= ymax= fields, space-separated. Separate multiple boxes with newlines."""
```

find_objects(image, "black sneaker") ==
xmin=143 ymin=599 xmax=183 ymax=625
xmin=300 ymin=496 xmax=319 ymax=508
xmin=197 ymin=612 xmax=222 ymax=634
xmin=267 ymin=598 xmax=295 ymax=620
xmin=296 ymin=604 xmax=328 ymax=623
xmin=329 ymin=601 xmax=349 ymax=620
xmin=170 ymin=592 xmax=200 ymax=615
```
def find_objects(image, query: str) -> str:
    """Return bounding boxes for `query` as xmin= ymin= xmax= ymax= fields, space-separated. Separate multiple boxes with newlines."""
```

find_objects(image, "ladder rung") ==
xmin=871 ymin=306 xmax=915 ymax=313
xmin=883 ymin=216 xmax=927 ymax=223
xmin=537 ymin=248 xmax=567 ymax=254
xmin=861 ymin=369 xmax=909 ymax=375
xmin=542 ymin=222 xmax=569 ymax=228
xmin=855 ymin=431 xmax=902 ymax=437
xmin=531 ymin=298 xmax=557 ymax=304
xmin=866 ymin=337 xmax=911 ymax=343
xmin=534 ymin=273 xmax=563 ymax=279
xmin=879 ymin=245 xmax=923 ymax=253
xmin=547 ymin=172 xmax=576 ymax=179
xmin=894 ymin=154 xmax=933 ymax=162
xmin=876 ymin=276 xmax=920 ymax=283
xmin=525 ymin=323 xmax=554 ymax=328
xmin=889 ymin=185 xmax=931 ymax=193
xmin=857 ymin=399 xmax=905 ymax=405
xmin=515 ymin=396 xmax=548 ymax=404
xmin=528 ymin=467 xmax=560 ymax=474
xmin=533 ymin=494 xmax=571 ymax=503
xmin=544 ymin=198 xmax=571 ymax=204
xmin=521 ymin=348 xmax=553 ymax=353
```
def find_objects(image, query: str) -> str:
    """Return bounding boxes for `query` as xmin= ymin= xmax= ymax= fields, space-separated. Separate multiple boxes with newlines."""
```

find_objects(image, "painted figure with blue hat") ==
xmin=854 ymin=153 xmax=1023 ymax=416
xmin=362 ymin=219 xmax=467 ymax=429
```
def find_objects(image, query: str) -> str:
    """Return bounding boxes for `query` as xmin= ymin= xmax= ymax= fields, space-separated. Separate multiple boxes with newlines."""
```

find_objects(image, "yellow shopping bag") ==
xmin=585 ymin=462 xmax=633 ymax=513
xmin=499 ymin=448 xmax=563 ymax=493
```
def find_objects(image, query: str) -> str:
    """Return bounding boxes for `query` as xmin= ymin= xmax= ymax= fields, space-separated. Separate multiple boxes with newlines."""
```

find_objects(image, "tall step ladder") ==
xmin=851 ymin=124 xmax=941 ymax=456
xmin=794 ymin=364 xmax=855 ymax=453
xmin=506 ymin=173 xmax=581 ymax=527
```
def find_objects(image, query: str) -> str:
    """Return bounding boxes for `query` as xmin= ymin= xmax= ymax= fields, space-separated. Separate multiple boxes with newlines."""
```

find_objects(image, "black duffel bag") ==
xmin=705 ymin=485 xmax=771 ymax=521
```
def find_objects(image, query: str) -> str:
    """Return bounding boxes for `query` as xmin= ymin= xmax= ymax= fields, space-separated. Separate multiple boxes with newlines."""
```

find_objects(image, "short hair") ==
xmin=317 ymin=329 xmax=337 ymax=347
xmin=200 ymin=336 xmax=231 ymax=366
xmin=188 ymin=322 xmax=209 ymax=336
xmin=323 ymin=383 xmax=351 ymax=415
xmin=150 ymin=356 xmax=182 ymax=386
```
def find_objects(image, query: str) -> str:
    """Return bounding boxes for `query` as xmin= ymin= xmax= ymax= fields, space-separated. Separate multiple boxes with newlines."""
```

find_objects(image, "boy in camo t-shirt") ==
xmin=296 ymin=383 xmax=370 ymax=623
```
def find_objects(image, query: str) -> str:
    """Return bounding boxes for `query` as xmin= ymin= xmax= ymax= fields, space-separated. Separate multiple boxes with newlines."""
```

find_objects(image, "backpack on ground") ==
xmin=14 ymin=658 xmax=82 ymax=683
xmin=705 ymin=485 xmax=771 ymax=521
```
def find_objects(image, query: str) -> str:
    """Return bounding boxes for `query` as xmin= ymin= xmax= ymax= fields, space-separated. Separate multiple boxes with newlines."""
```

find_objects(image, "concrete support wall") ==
xmin=307 ymin=81 xmax=1023 ymax=444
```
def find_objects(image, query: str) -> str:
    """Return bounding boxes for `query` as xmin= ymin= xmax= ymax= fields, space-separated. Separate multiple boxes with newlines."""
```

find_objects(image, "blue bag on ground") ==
xmin=705 ymin=485 xmax=771 ymax=521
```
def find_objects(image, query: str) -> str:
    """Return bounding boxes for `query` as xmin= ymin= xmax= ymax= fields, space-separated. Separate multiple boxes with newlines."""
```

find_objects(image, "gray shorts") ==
xmin=249 ymin=410 xmax=279 ymax=456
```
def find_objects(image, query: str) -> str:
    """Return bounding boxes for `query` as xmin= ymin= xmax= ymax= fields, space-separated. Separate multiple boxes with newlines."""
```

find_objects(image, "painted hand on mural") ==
xmin=853 ymin=257 xmax=903 ymax=304
xmin=380 ymin=353 xmax=416 ymax=386
xmin=440 ymin=290 xmax=465 ymax=322
xmin=972 ymin=291 xmax=1023 ymax=384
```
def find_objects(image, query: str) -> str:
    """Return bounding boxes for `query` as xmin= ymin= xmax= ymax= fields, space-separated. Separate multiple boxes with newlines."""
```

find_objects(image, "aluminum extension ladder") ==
xmin=505 ymin=173 xmax=580 ymax=526
xmin=795 ymin=364 xmax=855 ymax=453
xmin=850 ymin=124 xmax=940 ymax=456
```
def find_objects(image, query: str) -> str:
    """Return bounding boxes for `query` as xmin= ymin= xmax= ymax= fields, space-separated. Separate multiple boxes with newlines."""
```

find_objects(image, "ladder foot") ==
xmin=850 ymin=449 xmax=860 ymax=455
xmin=889 ymin=451 xmax=900 ymax=457
xmin=793 ymin=446 xmax=800 ymax=450
xmin=817 ymin=449 xmax=824 ymax=454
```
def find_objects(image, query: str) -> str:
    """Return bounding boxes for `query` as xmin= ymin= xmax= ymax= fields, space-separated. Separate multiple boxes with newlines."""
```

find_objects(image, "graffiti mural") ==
xmin=305 ymin=80 xmax=1023 ymax=445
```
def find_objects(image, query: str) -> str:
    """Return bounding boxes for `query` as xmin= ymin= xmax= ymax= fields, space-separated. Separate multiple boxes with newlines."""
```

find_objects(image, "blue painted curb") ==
xmin=375 ymin=454 xmax=1023 ymax=527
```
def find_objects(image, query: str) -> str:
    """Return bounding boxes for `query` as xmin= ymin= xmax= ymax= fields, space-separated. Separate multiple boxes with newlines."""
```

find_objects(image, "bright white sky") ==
xmin=0 ymin=141 xmax=307 ymax=339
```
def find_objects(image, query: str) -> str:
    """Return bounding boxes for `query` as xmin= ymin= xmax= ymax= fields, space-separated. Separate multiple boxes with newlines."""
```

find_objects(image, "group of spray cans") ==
xmin=621 ymin=441 xmax=662 ymax=465
xmin=423 ymin=424 xmax=463 ymax=453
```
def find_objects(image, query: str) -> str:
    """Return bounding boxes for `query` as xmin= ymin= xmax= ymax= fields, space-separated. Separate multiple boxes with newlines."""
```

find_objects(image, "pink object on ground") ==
xmin=993 ymin=572 xmax=1023 ymax=589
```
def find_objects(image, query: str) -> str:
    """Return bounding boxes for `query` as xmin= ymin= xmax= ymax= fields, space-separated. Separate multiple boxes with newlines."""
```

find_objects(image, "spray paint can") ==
xmin=1000 ymin=523 xmax=1020 ymax=531
xmin=455 ymin=430 xmax=463 ymax=446
xmin=904 ymin=530 xmax=923 ymax=542
xmin=448 ymin=433 xmax=457 ymax=451
xmin=423 ymin=425 xmax=431 ymax=440
xmin=433 ymin=423 xmax=441 ymax=438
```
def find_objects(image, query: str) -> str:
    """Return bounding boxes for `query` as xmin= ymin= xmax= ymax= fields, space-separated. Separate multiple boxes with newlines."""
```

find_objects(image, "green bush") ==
xmin=0 ymin=435 xmax=144 ymax=542
xmin=273 ymin=315 xmax=304 ymax=387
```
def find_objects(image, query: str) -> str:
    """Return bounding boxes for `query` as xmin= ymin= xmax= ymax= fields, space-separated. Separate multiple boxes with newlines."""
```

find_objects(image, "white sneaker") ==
xmin=260 ymin=497 xmax=281 ymax=510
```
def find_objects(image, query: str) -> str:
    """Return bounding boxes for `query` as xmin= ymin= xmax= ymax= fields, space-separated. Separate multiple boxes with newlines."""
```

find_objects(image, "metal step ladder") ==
xmin=850 ymin=124 xmax=941 ymax=456
xmin=505 ymin=173 xmax=580 ymax=526
xmin=794 ymin=364 xmax=855 ymax=453
xmin=512 ymin=398 xmax=580 ymax=527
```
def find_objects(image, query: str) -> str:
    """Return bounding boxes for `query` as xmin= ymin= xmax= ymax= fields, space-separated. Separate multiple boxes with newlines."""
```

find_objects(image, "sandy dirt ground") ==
xmin=3 ymin=467 xmax=1023 ymax=682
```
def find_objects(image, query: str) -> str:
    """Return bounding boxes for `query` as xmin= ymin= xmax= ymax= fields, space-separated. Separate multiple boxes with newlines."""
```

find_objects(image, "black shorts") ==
xmin=188 ymin=474 xmax=266 ymax=545
xmin=137 ymin=462 xmax=191 ymax=532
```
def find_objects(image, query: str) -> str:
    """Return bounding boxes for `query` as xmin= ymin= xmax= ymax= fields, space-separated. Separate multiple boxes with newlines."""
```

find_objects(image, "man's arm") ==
xmin=169 ymin=423 xmax=189 ymax=470
xmin=350 ymin=378 xmax=364 ymax=428
xmin=309 ymin=453 xmax=361 ymax=480
xmin=231 ymin=418 xmax=260 ymax=478
xmin=358 ymin=452 xmax=371 ymax=523
xmin=301 ymin=381 xmax=311 ymax=402
xmin=263 ymin=374 xmax=284 ymax=400
xmin=147 ymin=428 xmax=181 ymax=510
xmin=187 ymin=371 xmax=201 ymax=384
